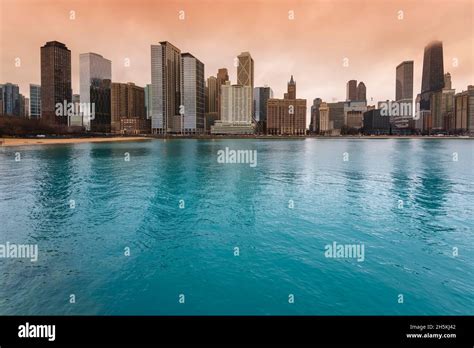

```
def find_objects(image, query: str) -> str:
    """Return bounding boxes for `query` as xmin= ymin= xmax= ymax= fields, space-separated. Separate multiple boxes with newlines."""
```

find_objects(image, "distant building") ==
xmin=344 ymin=101 xmax=367 ymax=130
xmin=181 ymin=53 xmax=205 ymax=134
xmin=237 ymin=52 xmax=254 ymax=119
xmin=19 ymin=94 xmax=27 ymax=118
xmin=267 ymin=76 xmax=306 ymax=135
xmin=319 ymin=102 xmax=330 ymax=134
xmin=29 ymin=84 xmax=41 ymax=119
xmin=111 ymin=82 xmax=147 ymax=133
xmin=328 ymin=101 xmax=345 ymax=130
xmin=1 ymin=83 xmax=20 ymax=116
xmin=420 ymin=41 xmax=444 ymax=111
xmin=206 ymin=76 xmax=218 ymax=114
xmin=41 ymin=41 xmax=72 ymax=126
xmin=363 ymin=109 xmax=391 ymax=135
xmin=454 ymin=85 xmax=474 ymax=134
xmin=0 ymin=85 xmax=3 ymax=115
xmin=253 ymin=86 xmax=273 ymax=122
xmin=357 ymin=82 xmax=366 ymax=102
xmin=211 ymin=81 xmax=254 ymax=134
xmin=151 ymin=41 xmax=181 ymax=134
xmin=393 ymin=60 xmax=414 ymax=133
xmin=216 ymin=68 xmax=229 ymax=119
xmin=346 ymin=80 xmax=357 ymax=101
xmin=145 ymin=84 xmax=152 ymax=119
xmin=309 ymin=98 xmax=322 ymax=133
xmin=79 ymin=52 xmax=112 ymax=132
xmin=430 ymin=73 xmax=455 ymax=132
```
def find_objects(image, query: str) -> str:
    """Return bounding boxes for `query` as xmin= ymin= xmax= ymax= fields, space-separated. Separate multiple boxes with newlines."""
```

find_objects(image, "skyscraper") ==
xmin=396 ymin=61 xmax=414 ymax=101
xmin=145 ymin=84 xmax=152 ymax=119
xmin=253 ymin=86 xmax=273 ymax=122
xmin=1 ymin=83 xmax=20 ymax=116
xmin=357 ymin=82 xmax=366 ymax=102
xmin=237 ymin=52 xmax=254 ymax=118
xmin=216 ymin=68 xmax=229 ymax=119
xmin=310 ymin=98 xmax=322 ymax=133
xmin=206 ymin=76 xmax=218 ymax=114
xmin=29 ymin=84 xmax=41 ymax=119
xmin=79 ymin=52 xmax=112 ymax=131
xmin=420 ymin=41 xmax=444 ymax=110
xmin=181 ymin=53 xmax=205 ymax=134
xmin=346 ymin=80 xmax=357 ymax=101
xmin=151 ymin=41 xmax=181 ymax=134
xmin=41 ymin=41 xmax=72 ymax=126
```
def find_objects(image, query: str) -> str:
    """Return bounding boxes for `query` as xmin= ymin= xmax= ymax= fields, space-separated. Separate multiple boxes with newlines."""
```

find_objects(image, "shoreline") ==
xmin=0 ymin=135 xmax=472 ymax=147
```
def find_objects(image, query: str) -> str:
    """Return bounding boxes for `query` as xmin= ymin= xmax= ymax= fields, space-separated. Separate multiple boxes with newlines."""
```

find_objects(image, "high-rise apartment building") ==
xmin=430 ymin=72 xmax=455 ymax=131
xmin=207 ymin=76 xmax=218 ymax=114
xmin=145 ymin=84 xmax=152 ymax=119
xmin=111 ymin=82 xmax=146 ymax=132
xmin=319 ymin=102 xmax=330 ymax=133
xmin=151 ymin=41 xmax=181 ymax=134
xmin=396 ymin=61 xmax=414 ymax=101
xmin=79 ymin=52 xmax=112 ymax=132
xmin=181 ymin=53 xmax=205 ymax=134
xmin=29 ymin=84 xmax=41 ymax=119
xmin=454 ymin=85 xmax=474 ymax=134
xmin=41 ymin=41 xmax=72 ymax=126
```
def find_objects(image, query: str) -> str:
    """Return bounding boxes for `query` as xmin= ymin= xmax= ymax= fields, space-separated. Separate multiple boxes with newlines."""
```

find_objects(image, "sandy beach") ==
xmin=0 ymin=137 xmax=151 ymax=147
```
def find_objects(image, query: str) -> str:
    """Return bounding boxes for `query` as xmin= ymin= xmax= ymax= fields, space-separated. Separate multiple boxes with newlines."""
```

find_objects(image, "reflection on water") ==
xmin=0 ymin=139 xmax=473 ymax=315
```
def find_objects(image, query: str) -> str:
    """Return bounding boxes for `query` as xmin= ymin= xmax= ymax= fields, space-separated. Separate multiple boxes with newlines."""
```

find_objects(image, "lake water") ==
xmin=0 ymin=138 xmax=473 ymax=315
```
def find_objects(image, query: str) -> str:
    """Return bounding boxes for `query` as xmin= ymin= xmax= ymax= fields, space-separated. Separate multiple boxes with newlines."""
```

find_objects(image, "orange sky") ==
xmin=1 ymin=0 xmax=473 ymax=108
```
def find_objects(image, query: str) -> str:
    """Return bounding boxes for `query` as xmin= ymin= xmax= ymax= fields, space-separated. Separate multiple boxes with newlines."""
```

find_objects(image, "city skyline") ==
xmin=1 ymin=0 xmax=472 ymax=115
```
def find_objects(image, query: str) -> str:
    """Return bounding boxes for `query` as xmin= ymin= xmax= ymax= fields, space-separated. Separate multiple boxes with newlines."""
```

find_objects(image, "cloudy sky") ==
xmin=1 ymin=0 xmax=473 ymax=110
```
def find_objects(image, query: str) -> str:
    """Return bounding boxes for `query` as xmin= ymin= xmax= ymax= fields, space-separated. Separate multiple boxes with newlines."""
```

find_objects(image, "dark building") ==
xmin=357 ymin=82 xmax=366 ymax=102
xmin=41 ymin=41 xmax=72 ymax=126
xmin=420 ymin=41 xmax=444 ymax=110
xmin=346 ymin=80 xmax=357 ymax=101
xmin=396 ymin=61 xmax=414 ymax=101
xmin=309 ymin=98 xmax=322 ymax=133
xmin=1 ymin=83 xmax=20 ymax=116
xmin=328 ymin=101 xmax=345 ymax=130
xmin=363 ymin=109 xmax=391 ymax=135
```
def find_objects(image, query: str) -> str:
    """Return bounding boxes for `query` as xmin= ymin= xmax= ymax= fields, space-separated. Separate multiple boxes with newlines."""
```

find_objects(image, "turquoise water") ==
xmin=0 ymin=139 xmax=473 ymax=315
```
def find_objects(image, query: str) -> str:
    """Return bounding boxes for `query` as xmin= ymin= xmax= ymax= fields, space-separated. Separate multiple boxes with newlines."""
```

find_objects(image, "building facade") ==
xmin=41 ymin=41 xmax=72 ymax=126
xmin=111 ymin=82 xmax=146 ymax=133
xmin=420 ymin=41 xmax=444 ymax=111
xmin=454 ymin=85 xmax=474 ymax=134
xmin=79 ymin=52 xmax=112 ymax=132
xmin=310 ymin=98 xmax=322 ymax=133
xmin=1 ymin=83 xmax=20 ymax=116
xmin=151 ymin=41 xmax=181 ymax=134
xmin=181 ymin=53 xmax=205 ymax=134
xmin=29 ymin=84 xmax=41 ymax=119
xmin=267 ymin=76 xmax=306 ymax=135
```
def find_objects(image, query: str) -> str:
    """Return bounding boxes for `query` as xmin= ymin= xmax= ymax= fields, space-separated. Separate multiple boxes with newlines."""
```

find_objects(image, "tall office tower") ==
xmin=151 ymin=41 xmax=181 ymax=134
xmin=181 ymin=53 xmax=205 ymax=134
xmin=319 ymin=102 xmax=330 ymax=133
xmin=111 ymin=82 xmax=146 ymax=133
xmin=393 ymin=60 xmax=415 ymax=132
xmin=237 ymin=52 xmax=254 ymax=117
xmin=253 ymin=86 xmax=273 ymax=122
xmin=0 ymin=85 xmax=3 ymax=115
xmin=79 ymin=53 xmax=112 ymax=132
xmin=1 ymin=83 xmax=20 ymax=116
xmin=420 ymin=41 xmax=444 ymax=110
xmin=267 ymin=76 xmax=306 ymax=135
xmin=216 ymin=68 xmax=229 ymax=119
xmin=328 ymin=102 xmax=345 ymax=131
xmin=29 ymin=84 xmax=41 ymax=119
xmin=145 ymin=84 xmax=152 ymax=119
xmin=454 ymin=85 xmax=474 ymax=134
xmin=310 ymin=98 xmax=322 ymax=133
xmin=41 ymin=41 xmax=72 ymax=126
xmin=346 ymin=80 xmax=357 ymax=101
xmin=444 ymin=72 xmax=452 ymax=90
xmin=207 ymin=76 xmax=218 ymax=113
xmin=357 ymin=82 xmax=366 ymax=102
xmin=396 ymin=61 xmax=414 ymax=101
